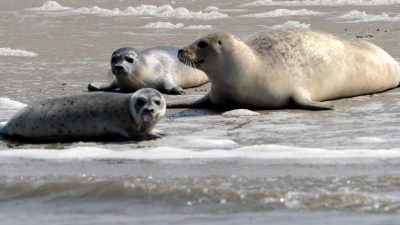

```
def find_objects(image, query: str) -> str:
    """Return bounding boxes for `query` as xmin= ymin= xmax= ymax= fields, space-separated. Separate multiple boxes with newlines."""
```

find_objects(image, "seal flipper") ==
xmin=167 ymin=93 xmax=214 ymax=108
xmin=88 ymin=80 xmax=118 ymax=92
xmin=291 ymin=92 xmax=335 ymax=110
xmin=162 ymin=79 xmax=185 ymax=95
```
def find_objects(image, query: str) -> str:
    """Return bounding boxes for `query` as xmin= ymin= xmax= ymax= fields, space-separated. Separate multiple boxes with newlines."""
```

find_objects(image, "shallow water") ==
xmin=2 ymin=0 xmax=400 ymax=224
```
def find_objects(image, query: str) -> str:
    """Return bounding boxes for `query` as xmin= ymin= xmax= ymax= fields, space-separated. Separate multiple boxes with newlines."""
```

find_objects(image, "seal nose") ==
xmin=114 ymin=65 xmax=124 ymax=71
xmin=144 ymin=108 xmax=155 ymax=115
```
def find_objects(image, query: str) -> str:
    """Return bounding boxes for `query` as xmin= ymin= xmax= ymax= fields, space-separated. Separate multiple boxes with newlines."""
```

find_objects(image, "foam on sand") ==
xmin=270 ymin=21 xmax=311 ymax=29
xmin=354 ymin=137 xmax=385 ymax=143
xmin=185 ymin=25 xmax=213 ymax=30
xmin=334 ymin=10 xmax=400 ymax=22
xmin=28 ymin=1 xmax=228 ymax=20
xmin=222 ymin=109 xmax=260 ymax=116
xmin=2 ymin=145 xmax=400 ymax=161
xmin=0 ymin=48 xmax=38 ymax=57
xmin=142 ymin=22 xmax=184 ymax=29
xmin=240 ymin=9 xmax=324 ymax=18
xmin=29 ymin=1 xmax=72 ymax=11
xmin=142 ymin=22 xmax=212 ymax=29
xmin=242 ymin=0 xmax=400 ymax=7
xmin=0 ymin=98 xmax=27 ymax=109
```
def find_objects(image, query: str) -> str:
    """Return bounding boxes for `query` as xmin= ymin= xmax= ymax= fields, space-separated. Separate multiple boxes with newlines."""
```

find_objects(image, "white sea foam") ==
xmin=270 ymin=21 xmax=310 ymax=29
xmin=1 ymin=145 xmax=400 ymax=160
xmin=29 ymin=2 xmax=228 ymax=20
xmin=181 ymin=137 xmax=239 ymax=149
xmin=243 ymin=0 xmax=400 ymax=7
xmin=240 ymin=9 xmax=324 ymax=18
xmin=185 ymin=25 xmax=213 ymax=29
xmin=354 ymin=137 xmax=385 ymax=143
xmin=142 ymin=22 xmax=212 ymax=29
xmin=142 ymin=22 xmax=185 ymax=29
xmin=0 ymin=48 xmax=38 ymax=57
xmin=0 ymin=98 xmax=27 ymax=109
xmin=222 ymin=109 xmax=260 ymax=116
xmin=29 ymin=1 xmax=72 ymax=11
xmin=334 ymin=10 xmax=400 ymax=22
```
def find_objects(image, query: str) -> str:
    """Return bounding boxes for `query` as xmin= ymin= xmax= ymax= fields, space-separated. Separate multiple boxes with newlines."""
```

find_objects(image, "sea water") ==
xmin=1 ymin=0 xmax=400 ymax=224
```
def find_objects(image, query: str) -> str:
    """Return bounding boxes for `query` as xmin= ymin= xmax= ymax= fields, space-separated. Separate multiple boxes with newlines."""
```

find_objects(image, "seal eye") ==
xmin=111 ymin=57 xmax=117 ymax=63
xmin=154 ymin=99 xmax=161 ymax=106
xmin=135 ymin=98 xmax=146 ymax=107
xmin=218 ymin=40 xmax=223 ymax=45
xmin=125 ymin=57 xmax=134 ymax=63
xmin=197 ymin=41 xmax=208 ymax=49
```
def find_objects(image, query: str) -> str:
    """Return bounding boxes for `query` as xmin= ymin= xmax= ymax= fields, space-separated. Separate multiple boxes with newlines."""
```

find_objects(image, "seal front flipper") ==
xmin=162 ymin=80 xmax=185 ymax=95
xmin=87 ymin=80 xmax=118 ymax=92
xmin=167 ymin=94 xmax=213 ymax=108
xmin=291 ymin=92 xmax=335 ymax=110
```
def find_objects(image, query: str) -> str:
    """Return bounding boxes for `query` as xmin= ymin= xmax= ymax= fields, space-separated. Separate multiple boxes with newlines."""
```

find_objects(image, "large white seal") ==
xmin=0 ymin=88 xmax=166 ymax=142
xmin=171 ymin=29 xmax=400 ymax=109
xmin=88 ymin=47 xmax=209 ymax=94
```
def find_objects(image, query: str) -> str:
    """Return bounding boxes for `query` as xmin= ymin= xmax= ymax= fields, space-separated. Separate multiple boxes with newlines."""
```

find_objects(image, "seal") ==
xmin=88 ymin=46 xmax=209 ymax=95
xmin=0 ymin=88 xmax=166 ymax=142
xmin=170 ymin=29 xmax=400 ymax=110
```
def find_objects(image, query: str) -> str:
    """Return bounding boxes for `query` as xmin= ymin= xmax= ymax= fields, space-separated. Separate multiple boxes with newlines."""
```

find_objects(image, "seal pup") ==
xmin=0 ymin=88 xmax=166 ymax=142
xmin=88 ymin=46 xmax=209 ymax=95
xmin=170 ymin=29 xmax=400 ymax=110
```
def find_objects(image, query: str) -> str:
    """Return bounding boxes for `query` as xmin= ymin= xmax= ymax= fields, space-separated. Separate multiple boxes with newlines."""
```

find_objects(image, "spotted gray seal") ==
xmin=169 ymin=29 xmax=400 ymax=110
xmin=0 ymin=88 xmax=166 ymax=142
xmin=88 ymin=46 xmax=209 ymax=95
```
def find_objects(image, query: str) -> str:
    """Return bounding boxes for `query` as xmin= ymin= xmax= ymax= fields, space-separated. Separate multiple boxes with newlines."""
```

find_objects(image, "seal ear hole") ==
xmin=125 ymin=57 xmax=134 ymax=63
xmin=197 ymin=41 xmax=208 ymax=49
xmin=218 ymin=40 xmax=223 ymax=45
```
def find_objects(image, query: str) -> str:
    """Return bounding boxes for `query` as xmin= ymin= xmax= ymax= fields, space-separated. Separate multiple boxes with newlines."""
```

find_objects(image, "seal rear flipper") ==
xmin=291 ymin=93 xmax=335 ymax=110
xmin=167 ymin=94 xmax=213 ymax=108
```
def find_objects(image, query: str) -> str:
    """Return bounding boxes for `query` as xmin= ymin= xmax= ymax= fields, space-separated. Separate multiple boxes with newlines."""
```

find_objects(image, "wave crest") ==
xmin=0 ymin=48 xmax=38 ymax=57
xmin=28 ymin=1 xmax=229 ymax=20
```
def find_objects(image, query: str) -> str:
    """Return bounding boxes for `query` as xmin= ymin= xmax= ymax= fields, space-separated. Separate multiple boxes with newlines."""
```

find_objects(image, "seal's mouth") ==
xmin=141 ymin=113 xmax=159 ymax=122
xmin=177 ymin=49 xmax=204 ymax=68
xmin=194 ymin=59 xmax=205 ymax=65
xmin=112 ymin=64 xmax=130 ymax=76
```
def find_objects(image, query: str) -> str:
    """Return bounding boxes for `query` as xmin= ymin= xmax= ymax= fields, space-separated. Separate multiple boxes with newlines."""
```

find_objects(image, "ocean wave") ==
xmin=0 ymin=98 xmax=27 ymax=109
xmin=142 ymin=22 xmax=185 ymax=29
xmin=0 ymin=48 xmax=38 ymax=57
xmin=334 ymin=10 xmax=400 ymax=22
xmin=29 ymin=1 xmax=72 ymax=11
xmin=270 ymin=21 xmax=311 ymax=29
xmin=142 ymin=22 xmax=212 ymax=29
xmin=242 ymin=0 xmax=400 ymax=6
xmin=240 ymin=9 xmax=324 ymax=18
xmin=0 ymin=175 xmax=399 ymax=213
xmin=28 ymin=1 xmax=228 ymax=20
xmin=1 ymin=144 xmax=400 ymax=160
xmin=222 ymin=109 xmax=260 ymax=116
xmin=185 ymin=25 xmax=213 ymax=30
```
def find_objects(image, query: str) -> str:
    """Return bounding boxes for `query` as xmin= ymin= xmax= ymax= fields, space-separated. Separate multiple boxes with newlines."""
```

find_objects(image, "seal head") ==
xmin=129 ymin=88 xmax=166 ymax=133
